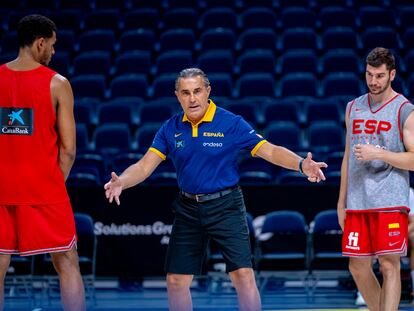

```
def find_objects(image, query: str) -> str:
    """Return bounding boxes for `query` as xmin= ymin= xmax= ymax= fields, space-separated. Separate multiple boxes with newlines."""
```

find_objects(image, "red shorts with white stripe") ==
xmin=342 ymin=210 xmax=408 ymax=257
xmin=0 ymin=202 xmax=77 ymax=256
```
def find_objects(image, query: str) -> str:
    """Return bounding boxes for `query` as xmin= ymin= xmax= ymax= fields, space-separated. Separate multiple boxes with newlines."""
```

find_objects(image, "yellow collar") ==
xmin=182 ymin=100 xmax=216 ymax=125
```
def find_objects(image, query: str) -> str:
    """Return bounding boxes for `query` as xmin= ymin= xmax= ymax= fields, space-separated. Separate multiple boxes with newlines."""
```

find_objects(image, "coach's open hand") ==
xmin=302 ymin=152 xmax=328 ymax=183
xmin=104 ymin=172 xmax=123 ymax=205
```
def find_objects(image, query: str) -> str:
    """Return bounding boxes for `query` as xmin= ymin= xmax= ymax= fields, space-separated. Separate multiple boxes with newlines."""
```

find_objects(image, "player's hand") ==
xmin=302 ymin=152 xmax=328 ymax=183
xmin=104 ymin=172 xmax=123 ymax=206
xmin=354 ymin=144 xmax=383 ymax=161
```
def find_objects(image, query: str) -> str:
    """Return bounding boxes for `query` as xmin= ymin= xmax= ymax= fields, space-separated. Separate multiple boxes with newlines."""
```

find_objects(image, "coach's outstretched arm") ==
xmin=255 ymin=141 xmax=328 ymax=182
xmin=104 ymin=150 xmax=163 ymax=205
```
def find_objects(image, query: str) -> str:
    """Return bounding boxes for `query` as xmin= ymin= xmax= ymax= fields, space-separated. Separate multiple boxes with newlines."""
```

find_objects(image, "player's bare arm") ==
xmin=51 ymin=74 xmax=76 ymax=180
xmin=104 ymin=150 xmax=163 ymax=205
xmin=255 ymin=141 xmax=327 ymax=182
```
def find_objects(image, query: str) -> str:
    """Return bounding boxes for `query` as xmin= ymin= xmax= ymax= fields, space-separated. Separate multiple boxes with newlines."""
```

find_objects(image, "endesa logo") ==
xmin=352 ymin=119 xmax=391 ymax=135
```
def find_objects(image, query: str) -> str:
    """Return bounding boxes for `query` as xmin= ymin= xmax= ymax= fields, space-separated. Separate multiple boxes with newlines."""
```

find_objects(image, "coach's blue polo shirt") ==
xmin=149 ymin=100 xmax=267 ymax=194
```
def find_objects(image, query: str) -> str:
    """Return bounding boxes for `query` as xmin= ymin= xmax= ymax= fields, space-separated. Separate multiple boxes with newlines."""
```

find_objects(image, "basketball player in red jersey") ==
xmin=0 ymin=15 xmax=85 ymax=311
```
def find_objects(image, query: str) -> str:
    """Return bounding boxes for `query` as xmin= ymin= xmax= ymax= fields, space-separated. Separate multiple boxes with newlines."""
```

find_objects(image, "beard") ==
xmin=368 ymin=77 xmax=391 ymax=95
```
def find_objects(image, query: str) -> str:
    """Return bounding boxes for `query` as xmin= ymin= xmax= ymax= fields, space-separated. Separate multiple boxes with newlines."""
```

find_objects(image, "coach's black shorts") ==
xmin=165 ymin=187 xmax=252 ymax=275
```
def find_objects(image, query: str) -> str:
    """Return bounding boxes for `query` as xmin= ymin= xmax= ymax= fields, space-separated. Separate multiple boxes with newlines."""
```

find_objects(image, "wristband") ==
xmin=298 ymin=158 xmax=304 ymax=175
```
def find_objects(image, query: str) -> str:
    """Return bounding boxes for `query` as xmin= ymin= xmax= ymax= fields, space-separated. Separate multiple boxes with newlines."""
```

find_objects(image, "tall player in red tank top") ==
xmin=0 ymin=15 xmax=85 ymax=311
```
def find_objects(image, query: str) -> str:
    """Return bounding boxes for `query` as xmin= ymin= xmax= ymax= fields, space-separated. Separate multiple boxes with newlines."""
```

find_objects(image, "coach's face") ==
xmin=175 ymin=76 xmax=211 ymax=124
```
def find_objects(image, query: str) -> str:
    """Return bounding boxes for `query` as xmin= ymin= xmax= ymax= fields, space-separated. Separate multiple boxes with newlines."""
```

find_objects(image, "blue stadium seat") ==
xmin=353 ymin=0 xmax=385 ymax=6
xmin=314 ymin=0 xmax=347 ymax=8
xmin=325 ymin=151 xmax=344 ymax=172
xmin=407 ymin=74 xmax=414 ymax=98
xmin=392 ymin=76 xmax=407 ymax=95
xmin=279 ymin=28 xmax=318 ymax=51
xmin=0 ymin=53 xmax=14 ymax=65
xmin=67 ymin=173 xmax=100 ymax=187
xmin=60 ymin=0 xmax=91 ymax=9
xmin=97 ymin=102 xmax=137 ymax=127
xmin=71 ymin=153 xmax=106 ymax=183
xmin=199 ymin=28 xmax=236 ymax=51
xmin=240 ymin=7 xmax=277 ymax=29
xmin=309 ymin=209 xmax=347 ymax=272
xmin=162 ymin=8 xmax=197 ymax=29
xmin=49 ymin=11 xmax=83 ymax=32
xmin=48 ymin=52 xmax=70 ymax=77
xmin=135 ymin=123 xmax=161 ymax=153
xmin=208 ymin=73 xmax=233 ymax=98
xmin=159 ymin=29 xmax=195 ymax=52
xmin=399 ymin=7 xmax=414 ymax=30
xmin=124 ymin=9 xmax=160 ymax=30
xmin=279 ymin=73 xmax=318 ymax=97
xmin=281 ymin=7 xmax=316 ymax=29
xmin=389 ymin=0 xmax=413 ymax=6
xmin=239 ymin=28 xmax=277 ymax=51
xmin=276 ymin=171 xmax=310 ymax=185
xmin=156 ymin=50 xmax=193 ymax=74
xmin=359 ymin=6 xmax=396 ymax=29
xmin=237 ymin=73 xmax=276 ymax=98
xmin=225 ymin=102 xmax=259 ymax=125
xmin=112 ymin=153 xmax=143 ymax=174
xmin=93 ymin=123 xmax=132 ymax=154
xmin=169 ymin=0 xmax=200 ymax=8
xmin=278 ymin=0 xmax=309 ymax=7
xmin=119 ymin=29 xmax=155 ymax=53
xmin=238 ymin=156 xmax=274 ymax=178
xmin=197 ymin=50 xmax=234 ymax=74
xmin=110 ymin=75 xmax=148 ymax=99
xmin=78 ymin=30 xmax=115 ymax=53
xmin=71 ymin=75 xmax=106 ymax=99
xmin=202 ymin=0 xmax=238 ymax=8
xmin=0 ymin=0 xmax=23 ymax=9
xmin=129 ymin=0 xmax=165 ymax=9
xmin=319 ymin=7 xmax=356 ymax=29
xmin=277 ymin=50 xmax=317 ymax=75
xmin=138 ymin=103 xmax=174 ymax=125
xmin=307 ymin=121 xmax=344 ymax=153
xmin=238 ymin=49 xmax=276 ymax=75
xmin=361 ymin=27 xmax=401 ymax=52
xmin=257 ymin=210 xmax=309 ymax=271
xmin=305 ymin=101 xmax=341 ymax=124
xmin=403 ymin=27 xmax=414 ymax=51
xmin=263 ymin=102 xmax=299 ymax=124
xmin=1 ymin=31 xmax=17 ymax=54
xmin=74 ymin=99 xmax=97 ymax=128
xmin=73 ymin=52 xmax=111 ymax=76
xmin=322 ymin=73 xmax=363 ymax=97
xmin=114 ymin=51 xmax=151 ymax=76
xmin=95 ymin=0 xmax=127 ymax=9
xmin=151 ymin=74 xmax=177 ymax=98
xmin=84 ymin=9 xmax=121 ymax=30
xmin=242 ymin=0 xmax=275 ymax=7
xmin=199 ymin=8 xmax=238 ymax=30
xmin=76 ymin=124 xmax=90 ymax=152
xmin=54 ymin=30 xmax=76 ymax=53
xmin=321 ymin=27 xmax=359 ymax=50
xmin=264 ymin=121 xmax=303 ymax=151
xmin=320 ymin=49 xmax=361 ymax=75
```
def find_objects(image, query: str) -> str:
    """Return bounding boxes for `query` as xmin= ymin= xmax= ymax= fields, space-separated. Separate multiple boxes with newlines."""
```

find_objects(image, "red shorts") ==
xmin=342 ymin=210 xmax=408 ymax=257
xmin=0 ymin=202 xmax=77 ymax=256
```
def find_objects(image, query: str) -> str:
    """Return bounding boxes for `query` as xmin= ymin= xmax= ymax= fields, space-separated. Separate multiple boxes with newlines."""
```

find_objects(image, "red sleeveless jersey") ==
xmin=0 ymin=64 xmax=69 ymax=205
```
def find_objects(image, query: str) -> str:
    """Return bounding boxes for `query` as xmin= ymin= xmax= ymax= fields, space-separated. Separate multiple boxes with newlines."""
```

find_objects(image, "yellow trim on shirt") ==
xmin=149 ymin=147 xmax=166 ymax=161
xmin=251 ymin=140 xmax=267 ymax=157
xmin=388 ymin=223 xmax=400 ymax=229
xmin=182 ymin=100 xmax=217 ymax=138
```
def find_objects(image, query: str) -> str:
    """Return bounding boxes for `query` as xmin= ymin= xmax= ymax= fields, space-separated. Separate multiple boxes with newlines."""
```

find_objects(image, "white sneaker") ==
xmin=355 ymin=292 xmax=366 ymax=306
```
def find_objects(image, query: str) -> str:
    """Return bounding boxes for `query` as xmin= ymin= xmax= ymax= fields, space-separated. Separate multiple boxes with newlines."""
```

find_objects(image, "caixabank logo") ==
xmin=0 ymin=107 xmax=33 ymax=135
